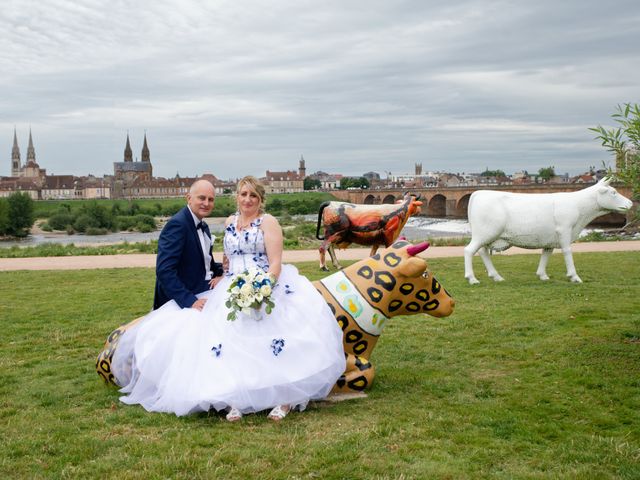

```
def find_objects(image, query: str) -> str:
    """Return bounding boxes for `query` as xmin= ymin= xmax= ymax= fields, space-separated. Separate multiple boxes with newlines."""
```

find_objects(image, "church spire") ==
xmin=26 ymin=128 xmax=36 ymax=164
xmin=11 ymin=127 xmax=21 ymax=176
xmin=124 ymin=132 xmax=133 ymax=162
xmin=298 ymin=154 xmax=306 ymax=178
xmin=141 ymin=132 xmax=150 ymax=162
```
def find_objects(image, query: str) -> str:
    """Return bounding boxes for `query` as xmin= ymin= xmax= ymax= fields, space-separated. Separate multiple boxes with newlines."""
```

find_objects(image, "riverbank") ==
xmin=1 ymin=240 xmax=638 ymax=271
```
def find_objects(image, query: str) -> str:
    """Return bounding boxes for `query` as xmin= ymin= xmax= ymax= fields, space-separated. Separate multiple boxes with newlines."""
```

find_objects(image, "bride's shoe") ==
xmin=267 ymin=405 xmax=290 ymax=422
xmin=226 ymin=407 xmax=243 ymax=422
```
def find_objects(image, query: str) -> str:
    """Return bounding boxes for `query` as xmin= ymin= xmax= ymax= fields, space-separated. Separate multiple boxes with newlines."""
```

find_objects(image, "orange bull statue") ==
xmin=316 ymin=193 xmax=423 ymax=270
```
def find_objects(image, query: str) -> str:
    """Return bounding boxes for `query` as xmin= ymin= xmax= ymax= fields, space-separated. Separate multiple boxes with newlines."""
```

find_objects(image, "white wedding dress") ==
xmin=112 ymin=215 xmax=346 ymax=416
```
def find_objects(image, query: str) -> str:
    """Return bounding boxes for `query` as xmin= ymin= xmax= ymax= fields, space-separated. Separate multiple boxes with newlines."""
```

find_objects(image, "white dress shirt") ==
xmin=187 ymin=207 xmax=213 ymax=281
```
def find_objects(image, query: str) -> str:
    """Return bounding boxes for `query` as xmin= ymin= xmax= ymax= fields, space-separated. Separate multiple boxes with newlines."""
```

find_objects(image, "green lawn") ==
xmin=1 ymin=252 xmax=639 ymax=479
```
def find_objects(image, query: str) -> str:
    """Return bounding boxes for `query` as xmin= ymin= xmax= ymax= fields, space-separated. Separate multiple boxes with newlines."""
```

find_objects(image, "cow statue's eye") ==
xmin=421 ymin=270 xmax=430 ymax=279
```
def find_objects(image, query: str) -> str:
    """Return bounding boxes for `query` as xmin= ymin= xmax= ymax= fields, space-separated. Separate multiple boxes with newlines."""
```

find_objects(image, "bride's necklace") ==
xmin=237 ymin=215 xmax=258 ymax=231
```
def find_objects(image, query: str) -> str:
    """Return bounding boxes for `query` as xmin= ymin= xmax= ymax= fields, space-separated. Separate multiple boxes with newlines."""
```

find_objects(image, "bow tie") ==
xmin=196 ymin=221 xmax=208 ymax=231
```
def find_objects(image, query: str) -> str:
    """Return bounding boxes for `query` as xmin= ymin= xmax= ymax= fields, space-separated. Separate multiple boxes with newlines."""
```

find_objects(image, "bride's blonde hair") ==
xmin=236 ymin=176 xmax=266 ymax=213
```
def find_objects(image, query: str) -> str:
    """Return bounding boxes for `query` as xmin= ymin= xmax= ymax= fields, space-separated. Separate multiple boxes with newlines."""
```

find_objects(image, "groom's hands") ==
xmin=209 ymin=276 xmax=223 ymax=289
xmin=192 ymin=298 xmax=207 ymax=310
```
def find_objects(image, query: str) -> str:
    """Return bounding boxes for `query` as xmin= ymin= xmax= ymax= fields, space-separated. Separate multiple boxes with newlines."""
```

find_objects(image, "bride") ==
xmin=112 ymin=176 xmax=346 ymax=421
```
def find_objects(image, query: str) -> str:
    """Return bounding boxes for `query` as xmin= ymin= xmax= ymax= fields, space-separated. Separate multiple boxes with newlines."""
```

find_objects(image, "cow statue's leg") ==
xmin=464 ymin=239 xmax=494 ymax=284
xmin=536 ymin=248 xmax=553 ymax=280
xmin=319 ymin=240 xmax=330 ymax=271
xmin=557 ymin=231 xmax=582 ymax=283
xmin=477 ymin=247 xmax=504 ymax=282
xmin=328 ymin=244 xmax=342 ymax=270
xmin=464 ymin=239 xmax=480 ymax=284
xmin=331 ymin=353 xmax=375 ymax=395
xmin=369 ymin=244 xmax=379 ymax=256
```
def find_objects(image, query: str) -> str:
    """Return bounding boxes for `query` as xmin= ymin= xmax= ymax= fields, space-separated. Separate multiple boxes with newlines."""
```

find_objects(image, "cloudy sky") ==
xmin=2 ymin=0 xmax=639 ymax=180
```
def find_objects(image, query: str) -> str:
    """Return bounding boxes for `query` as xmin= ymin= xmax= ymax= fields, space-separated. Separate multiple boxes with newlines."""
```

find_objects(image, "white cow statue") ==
xmin=464 ymin=177 xmax=633 ymax=284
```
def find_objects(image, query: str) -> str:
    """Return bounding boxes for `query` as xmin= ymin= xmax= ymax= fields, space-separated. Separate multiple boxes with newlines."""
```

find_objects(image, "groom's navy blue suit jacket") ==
xmin=153 ymin=206 xmax=224 ymax=310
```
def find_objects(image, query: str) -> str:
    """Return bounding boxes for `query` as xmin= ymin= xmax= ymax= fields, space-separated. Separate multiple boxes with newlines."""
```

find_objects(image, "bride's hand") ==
xmin=209 ymin=276 xmax=223 ymax=289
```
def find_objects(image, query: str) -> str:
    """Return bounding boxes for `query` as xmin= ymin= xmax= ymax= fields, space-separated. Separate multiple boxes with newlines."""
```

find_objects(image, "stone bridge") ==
xmin=330 ymin=183 xmax=633 ymax=226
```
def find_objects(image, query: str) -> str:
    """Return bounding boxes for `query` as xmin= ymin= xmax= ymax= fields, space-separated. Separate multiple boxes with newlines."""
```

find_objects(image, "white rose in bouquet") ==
xmin=225 ymin=269 xmax=277 ymax=321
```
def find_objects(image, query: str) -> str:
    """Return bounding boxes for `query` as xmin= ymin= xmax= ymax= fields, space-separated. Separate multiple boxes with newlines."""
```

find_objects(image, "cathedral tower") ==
xmin=26 ymin=129 xmax=36 ymax=165
xmin=11 ymin=128 xmax=21 ymax=176
xmin=124 ymin=133 xmax=133 ymax=162
xmin=141 ymin=133 xmax=150 ymax=162
xmin=141 ymin=132 xmax=152 ymax=177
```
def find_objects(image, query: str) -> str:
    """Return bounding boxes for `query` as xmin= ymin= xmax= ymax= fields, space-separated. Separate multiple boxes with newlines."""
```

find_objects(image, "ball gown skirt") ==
xmin=111 ymin=264 xmax=346 ymax=417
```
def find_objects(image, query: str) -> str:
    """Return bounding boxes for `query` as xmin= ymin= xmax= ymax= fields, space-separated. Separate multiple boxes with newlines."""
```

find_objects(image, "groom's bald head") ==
xmin=187 ymin=179 xmax=215 ymax=220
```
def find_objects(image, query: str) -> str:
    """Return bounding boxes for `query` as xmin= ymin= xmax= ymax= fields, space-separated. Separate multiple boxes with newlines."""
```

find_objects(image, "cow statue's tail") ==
xmin=316 ymin=202 xmax=330 ymax=240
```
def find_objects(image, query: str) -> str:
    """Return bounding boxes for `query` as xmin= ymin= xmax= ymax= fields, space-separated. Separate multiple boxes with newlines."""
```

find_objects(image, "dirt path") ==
xmin=0 ymin=241 xmax=638 ymax=271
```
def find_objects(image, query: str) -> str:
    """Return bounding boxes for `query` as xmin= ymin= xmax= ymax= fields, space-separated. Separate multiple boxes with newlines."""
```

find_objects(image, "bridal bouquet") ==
xmin=225 ymin=267 xmax=275 ymax=321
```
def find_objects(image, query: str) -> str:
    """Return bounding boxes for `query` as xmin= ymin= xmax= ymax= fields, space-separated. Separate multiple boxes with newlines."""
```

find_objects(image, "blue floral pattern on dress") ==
xmin=224 ymin=214 xmax=270 ymax=275
xmin=211 ymin=343 xmax=222 ymax=357
xmin=271 ymin=338 xmax=285 ymax=356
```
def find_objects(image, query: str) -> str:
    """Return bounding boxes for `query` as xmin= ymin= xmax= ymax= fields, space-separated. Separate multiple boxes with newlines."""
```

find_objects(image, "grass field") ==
xmin=1 ymin=252 xmax=639 ymax=479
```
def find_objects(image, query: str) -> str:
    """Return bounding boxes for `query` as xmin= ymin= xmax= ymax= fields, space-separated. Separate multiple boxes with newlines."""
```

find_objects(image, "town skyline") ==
xmin=3 ymin=127 xmax=610 ymax=181
xmin=2 ymin=1 xmax=638 ymax=179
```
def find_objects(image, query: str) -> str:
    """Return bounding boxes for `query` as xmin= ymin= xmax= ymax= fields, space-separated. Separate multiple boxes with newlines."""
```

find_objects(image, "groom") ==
xmin=153 ymin=179 xmax=224 ymax=311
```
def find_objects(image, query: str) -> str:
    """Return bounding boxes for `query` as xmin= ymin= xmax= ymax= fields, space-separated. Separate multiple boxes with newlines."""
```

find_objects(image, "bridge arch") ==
xmin=455 ymin=194 xmax=472 ymax=218
xmin=428 ymin=194 xmax=446 ymax=217
xmin=382 ymin=194 xmax=396 ymax=204
xmin=364 ymin=194 xmax=376 ymax=204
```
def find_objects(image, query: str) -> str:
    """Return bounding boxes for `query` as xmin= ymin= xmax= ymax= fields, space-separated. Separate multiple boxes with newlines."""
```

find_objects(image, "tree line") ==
xmin=1 ymin=191 xmax=336 ymax=238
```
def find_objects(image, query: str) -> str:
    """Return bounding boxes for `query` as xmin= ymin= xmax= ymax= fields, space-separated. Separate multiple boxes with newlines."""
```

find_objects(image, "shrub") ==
xmin=134 ymin=214 xmax=156 ymax=229
xmin=73 ymin=214 xmax=99 ymax=233
xmin=48 ymin=212 xmax=75 ymax=231
xmin=0 ymin=198 xmax=9 ymax=235
xmin=80 ymin=201 xmax=114 ymax=230
xmin=7 ymin=192 xmax=35 ymax=237
xmin=137 ymin=222 xmax=154 ymax=233
xmin=162 ymin=204 xmax=183 ymax=216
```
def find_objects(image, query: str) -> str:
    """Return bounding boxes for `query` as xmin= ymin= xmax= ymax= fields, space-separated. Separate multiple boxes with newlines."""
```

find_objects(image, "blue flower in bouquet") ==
xmin=225 ymin=267 xmax=276 ymax=321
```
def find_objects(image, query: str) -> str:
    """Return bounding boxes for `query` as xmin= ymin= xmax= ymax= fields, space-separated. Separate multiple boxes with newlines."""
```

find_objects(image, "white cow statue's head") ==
xmin=596 ymin=177 xmax=633 ymax=212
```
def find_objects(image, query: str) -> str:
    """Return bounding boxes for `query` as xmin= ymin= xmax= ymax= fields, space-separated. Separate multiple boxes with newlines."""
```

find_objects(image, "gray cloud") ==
xmin=2 ymin=0 xmax=639 ymax=179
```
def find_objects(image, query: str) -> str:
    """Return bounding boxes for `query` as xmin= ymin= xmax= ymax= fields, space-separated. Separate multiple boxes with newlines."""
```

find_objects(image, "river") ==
xmin=0 ymin=216 xmax=611 ymax=248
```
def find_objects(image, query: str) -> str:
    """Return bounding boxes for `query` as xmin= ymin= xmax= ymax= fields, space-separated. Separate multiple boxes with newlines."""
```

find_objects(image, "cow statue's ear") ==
xmin=397 ymin=257 xmax=428 ymax=277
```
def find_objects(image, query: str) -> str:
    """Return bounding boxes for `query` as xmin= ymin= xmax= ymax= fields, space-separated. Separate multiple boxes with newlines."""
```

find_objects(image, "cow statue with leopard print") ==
xmin=314 ymin=238 xmax=455 ymax=395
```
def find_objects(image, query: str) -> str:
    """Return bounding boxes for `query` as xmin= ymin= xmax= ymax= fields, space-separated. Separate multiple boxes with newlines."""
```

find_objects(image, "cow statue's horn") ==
xmin=407 ymin=242 xmax=430 ymax=256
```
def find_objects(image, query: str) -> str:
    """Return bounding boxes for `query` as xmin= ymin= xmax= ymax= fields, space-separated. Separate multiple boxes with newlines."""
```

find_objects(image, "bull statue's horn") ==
xmin=414 ymin=193 xmax=422 ymax=201
xmin=407 ymin=242 xmax=430 ymax=256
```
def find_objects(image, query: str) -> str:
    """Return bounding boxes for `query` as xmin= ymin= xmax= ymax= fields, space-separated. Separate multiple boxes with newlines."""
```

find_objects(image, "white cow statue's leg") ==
xmin=559 ymin=239 xmax=582 ymax=283
xmin=554 ymin=229 xmax=582 ymax=283
xmin=478 ymin=247 xmax=504 ymax=282
xmin=463 ymin=241 xmax=481 ymax=284
xmin=536 ymin=248 xmax=553 ymax=280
